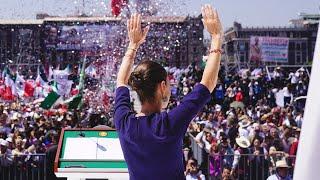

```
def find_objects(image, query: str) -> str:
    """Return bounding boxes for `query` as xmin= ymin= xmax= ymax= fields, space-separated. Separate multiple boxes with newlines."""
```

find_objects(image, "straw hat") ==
xmin=261 ymin=113 xmax=272 ymax=121
xmin=236 ymin=136 xmax=251 ymax=148
xmin=33 ymin=113 xmax=40 ymax=119
xmin=276 ymin=160 xmax=290 ymax=168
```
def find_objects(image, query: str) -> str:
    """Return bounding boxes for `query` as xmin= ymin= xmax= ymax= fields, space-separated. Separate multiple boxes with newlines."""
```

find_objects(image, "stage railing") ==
xmin=188 ymin=133 xmax=296 ymax=180
xmin=0 ymin=154 xmax=47 ymax=180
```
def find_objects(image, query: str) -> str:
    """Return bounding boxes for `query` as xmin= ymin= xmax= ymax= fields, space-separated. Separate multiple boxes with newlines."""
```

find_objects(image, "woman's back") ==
xmin=115 ymin=84 xmax=211 ymax=179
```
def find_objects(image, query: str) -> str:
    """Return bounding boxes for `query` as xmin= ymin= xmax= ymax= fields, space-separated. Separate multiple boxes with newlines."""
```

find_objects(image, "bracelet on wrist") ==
xmin=209 ymin=49 xmax=223 ymax=55
xmin=127 ymin=47 xmax=138 ymax=52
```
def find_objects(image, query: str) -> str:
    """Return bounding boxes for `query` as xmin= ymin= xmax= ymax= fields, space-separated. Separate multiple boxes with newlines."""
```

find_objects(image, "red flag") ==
xmin=24 ymin=80 xmax=35 ymax=97
xmin=111 ymin=0 xmax=128 ymax=17
xmin=0 ymin=85 xmax=5 ymax=98
xmin=3 ymin=86 xmax=14 ymax=101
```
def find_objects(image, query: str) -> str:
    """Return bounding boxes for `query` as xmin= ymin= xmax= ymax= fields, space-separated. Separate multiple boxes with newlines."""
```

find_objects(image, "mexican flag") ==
xmin=14 ymin=73 xmax=25 ymax=97
xmin=2 ymin=67 xmax=16 ymax=101
xmin=13 ymin=73 xmax=35 ymax=98
xmin=63 ymin=57 xmax=86 ymax=110
xmin=53 ymin=66 xmax=73 ymax=96
xmin=40 ymin=82 xmax=60 ymax=109
xmin=35 ymin=66 xmax=50 ymax=98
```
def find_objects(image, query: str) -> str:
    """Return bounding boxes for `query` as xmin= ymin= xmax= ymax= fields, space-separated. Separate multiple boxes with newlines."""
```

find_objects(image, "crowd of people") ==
xmin=170 ymin=64 xmax=308 ymax=180
xmin=0 ymin=61 xmax=309 ymax=180
xmin=0 ymin=98 xmax=114 ymax=179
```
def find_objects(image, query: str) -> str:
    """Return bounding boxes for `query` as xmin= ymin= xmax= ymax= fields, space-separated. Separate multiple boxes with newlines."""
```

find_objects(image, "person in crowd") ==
xmin=0 ymin=139 xmax=13 ymax=167
xmin=249 ymin=137 xmax=269 ymax=179
xmin=185 ymin=158 xmax=206 ymax=180
xmin=267 ymin=159 xmax=292 ymax=180
xmin=221 ymin=167 xmax=235 ymax=180
xmin=231 ymin=136 xmax=251 ymax=180
xmin=283 ymin=84 xmax=294 ymax=107
xmin=209 ymin=143 xmax=222 ymax=180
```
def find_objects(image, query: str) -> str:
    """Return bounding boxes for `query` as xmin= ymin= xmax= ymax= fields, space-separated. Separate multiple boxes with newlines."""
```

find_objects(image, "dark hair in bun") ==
xmin=129 ymin=60 xmax=167 ymax=104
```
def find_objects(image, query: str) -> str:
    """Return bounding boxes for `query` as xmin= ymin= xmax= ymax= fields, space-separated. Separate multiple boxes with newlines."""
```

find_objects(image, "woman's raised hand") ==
xmin=201 ymin=4 xmax=223 ymax=40
xmin=127 ymin=14 xmax=150 ymax=48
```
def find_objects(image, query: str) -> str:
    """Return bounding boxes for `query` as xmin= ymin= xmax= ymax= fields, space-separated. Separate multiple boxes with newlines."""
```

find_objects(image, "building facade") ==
xmin=0 ymin=20 xmax=43 ymax=71
xmin=0 ymin=15 xmax=204 ymax=70
xmin=224 ymin=13 xmax=319 ymax=66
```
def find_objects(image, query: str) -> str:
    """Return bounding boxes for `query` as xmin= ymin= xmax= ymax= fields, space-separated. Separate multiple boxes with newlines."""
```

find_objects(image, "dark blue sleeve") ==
xmin=167 ymin=83 xmax=211 ymax=136
xmin=114 ymin=86 xmax=131 ymax=131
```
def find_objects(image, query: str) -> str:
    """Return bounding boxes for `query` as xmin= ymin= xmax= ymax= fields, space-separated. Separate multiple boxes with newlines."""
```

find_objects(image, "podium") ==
xmin=54 ymin=128 xmax=129 ymax=180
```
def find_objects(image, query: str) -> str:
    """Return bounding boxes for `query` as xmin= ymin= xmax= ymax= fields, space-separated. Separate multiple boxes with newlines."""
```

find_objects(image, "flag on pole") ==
xmin=63 ymin=57 xmax=86 ymax=110
xmin=24 ymin=79 xmax=35 ymax=97
xmin=2 ymin=67 xmax=16 ymax=101
xmin=53 ymin=66 xmax=73 ymax=96
xmin=293 ymin=22 xmax=320 ymax=179
xmin=40 ymin=90 xmax=60 ymax=109
xmin=40 ymin=82 xmax=60 ymax=109
xmin=14 ymin=73 xmax=25 ymax=97
xmin=35 ymin=66 xmax=51 ymax=98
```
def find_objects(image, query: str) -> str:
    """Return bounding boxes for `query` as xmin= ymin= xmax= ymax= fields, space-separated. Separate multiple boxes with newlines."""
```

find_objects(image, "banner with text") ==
xmin=249 ymin=36 xmax=289 ymax=63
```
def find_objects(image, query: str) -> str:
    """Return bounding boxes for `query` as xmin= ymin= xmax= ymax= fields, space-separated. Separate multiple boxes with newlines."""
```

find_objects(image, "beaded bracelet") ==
xmin=209 ymin=49 xmax=223 ymax=54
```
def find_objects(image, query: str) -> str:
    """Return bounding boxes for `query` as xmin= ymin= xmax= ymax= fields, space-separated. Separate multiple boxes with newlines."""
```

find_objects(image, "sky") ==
xmin=0 ymin=0 xmax=319 ymax=28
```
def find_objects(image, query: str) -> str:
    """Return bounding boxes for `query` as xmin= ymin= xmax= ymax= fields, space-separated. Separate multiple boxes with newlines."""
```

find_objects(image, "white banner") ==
xmin=249 ymin=36 xmax=289 ymax=62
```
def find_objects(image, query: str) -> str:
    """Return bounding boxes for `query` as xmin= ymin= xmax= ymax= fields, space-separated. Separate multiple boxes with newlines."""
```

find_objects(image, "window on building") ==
xmin=239 ymin=42 xmax=245 ymax=51
xmin=240 ymin=52 xmax=246 ymax=62
xmin=301 ymin=42 xmax=307 ymax=50
xmin=312 ymin=32 xmax=317 ymax=37
xmin=290 ymin=32 xmax=294 ymax=38
xmin=296 ymin=51 xmax=302 ymax=64
xmin=296 ymin=43 xmax=301 ymax=51
xmin=302 ymin=51 xmax=307 ymax=63
xmin=289 ymin=42 xmax=295 ymax=49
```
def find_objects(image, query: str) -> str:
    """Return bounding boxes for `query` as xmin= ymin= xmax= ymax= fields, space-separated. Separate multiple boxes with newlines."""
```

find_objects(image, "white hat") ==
xmin=33 ymin=113 xmax=40 ymax=119
xmin=215 ymin=104 xmax=222 ymax=112
xmin=5 ymin=137 xmax=12 ymax=143
xmin=57 ymin=116 xmax=64 ymax=122
xmin=0 ymin=140 xmax=8 ymax=147
xmin=238 ymin=115 xmax=251 ymax=128
xmin=11 ymin=112 xmax=19 ymax=120
xmin=276 ymin=160 xmax=290 ymax=168
xmin=238 ymin=120 xmax=251 ymax=128
xmin=236 ymin=136 xmax=251 ymax=148
xmin=252 ymin=123 xmax=260 ymax=129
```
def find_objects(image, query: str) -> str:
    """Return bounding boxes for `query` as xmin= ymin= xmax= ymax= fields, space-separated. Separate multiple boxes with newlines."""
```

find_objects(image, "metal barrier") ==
xmin=189 ymin=133 xmax=210 ymax=176
xmin=0 ymin=154 xmax=47 ymax=180
xmin=208 ymin=154 xmax=296 ymax=180
xmin=188 ymin=134 xmax=296 ymax=180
